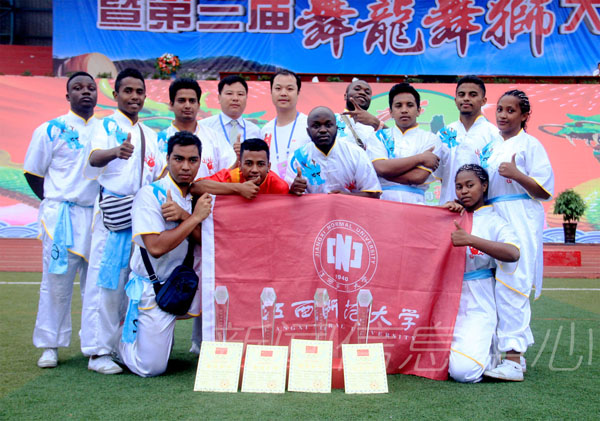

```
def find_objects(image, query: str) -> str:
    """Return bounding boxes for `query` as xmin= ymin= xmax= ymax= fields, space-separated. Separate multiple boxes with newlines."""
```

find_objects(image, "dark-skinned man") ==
xmin=81 ymin=68 xmax=165 ymax=375
xmin=335 ymin=79 xmax=384 ymax=150
xmin=287 ymin=106 xmax=381 ymax=198
xmin=24 ymin=72 xmax=101 ymax=369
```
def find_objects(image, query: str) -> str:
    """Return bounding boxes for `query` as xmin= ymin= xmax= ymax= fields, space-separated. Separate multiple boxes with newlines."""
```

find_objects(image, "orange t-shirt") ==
xmin=207 ymin=168 xmax=289 ymax=194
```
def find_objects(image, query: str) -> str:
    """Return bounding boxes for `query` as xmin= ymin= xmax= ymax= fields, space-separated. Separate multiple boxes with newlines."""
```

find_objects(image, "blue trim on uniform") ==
xmin=382 ymin=184 xmax=425 ymax=195
xmin=463 ymin=268 xmax=494 ymax=281
xmin=487 ymin=193 xmax=530 ymax=204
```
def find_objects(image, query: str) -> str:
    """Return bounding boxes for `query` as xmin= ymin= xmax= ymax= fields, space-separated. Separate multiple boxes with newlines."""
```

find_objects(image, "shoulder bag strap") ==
xmin=183 ymin=236 xmax=195 ymax=268
xmin=140 ymin=247 xmax=164 ymax=296
xmin=340 ymin=114 xmax=366 ymax=150
xmin=140 ymin=247 xmax=158 ymax=283
xmin=138 ymin=125 xmax=146 ymax=189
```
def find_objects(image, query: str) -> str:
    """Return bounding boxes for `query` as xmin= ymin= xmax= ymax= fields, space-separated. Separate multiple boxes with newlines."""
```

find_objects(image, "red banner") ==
xmin=202 ymin=194 xmax=470 ymax=380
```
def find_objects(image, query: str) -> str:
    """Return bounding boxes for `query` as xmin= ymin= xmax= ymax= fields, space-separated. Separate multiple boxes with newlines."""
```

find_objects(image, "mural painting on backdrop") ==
xmin=0 ymin=77 xmax=598 ymax=240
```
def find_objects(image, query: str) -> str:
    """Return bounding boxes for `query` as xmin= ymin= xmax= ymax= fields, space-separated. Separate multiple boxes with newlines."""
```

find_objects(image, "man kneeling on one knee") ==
xmin=118 ymin=131 xmax=211 ymax=377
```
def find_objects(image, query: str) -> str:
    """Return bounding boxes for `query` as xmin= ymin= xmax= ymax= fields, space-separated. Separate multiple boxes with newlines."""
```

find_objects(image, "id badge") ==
xmin=277 ymin=161 xmax=287 ymax=178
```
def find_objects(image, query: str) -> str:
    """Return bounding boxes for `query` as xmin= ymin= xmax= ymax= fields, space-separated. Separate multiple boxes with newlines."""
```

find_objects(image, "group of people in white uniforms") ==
xmin=25 ymin=68 xmax=554 ymax=382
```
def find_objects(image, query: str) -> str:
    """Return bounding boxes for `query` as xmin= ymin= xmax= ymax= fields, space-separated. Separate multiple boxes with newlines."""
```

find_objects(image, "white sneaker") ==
xmin=520 ymin=355 xmax=527 ymax=373
xmin=37 ymin=348 xmax=58 ymax=368
xmin=189 ymin=342 xmax=201 ymax=355
xmin=484 ymin=359 xmax=524 ymax=381
xmin=489 ymin=350 xmax=501 ymax=370
xmin=88 ymin=355 xmax=123 ymax=375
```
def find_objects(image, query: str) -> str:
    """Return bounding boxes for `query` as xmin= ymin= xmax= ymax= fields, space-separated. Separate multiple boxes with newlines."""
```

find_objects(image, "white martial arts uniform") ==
xmin=199 ymin=112 xmax=261 ymax=145
xmin=158 ymin=122 xmax=236 ymax=350
xmin=335 ymin=112 xmax=378 ymax=149
xmin=157 ymin=122 xmax=236 ymax=178
xmin=118 ymin=174 xmax=195 ymax=377
xmin=285 ymin=139 xmax=381 ymax=195
xmin=368 ymin=125 xmax=441 ymax=204
xmin=449 ymin=205 xmax=520 ymax=383
xmin=24 ymin=111 xmax=101 ymax=349
xmin=261 ymin=112 xmax=311 ymax=179
xmin=437 ymin=116 xmax=499 ymax=205
xmin=81 ymin=110 xmax=165 ymax=357
xmin=485 ymin=129 xmax=554 ymax=353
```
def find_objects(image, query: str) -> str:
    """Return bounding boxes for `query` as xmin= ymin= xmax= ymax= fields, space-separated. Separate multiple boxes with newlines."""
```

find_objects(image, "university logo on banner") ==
xmin=313 ymin=220 xmax=378 ymax=292
xmin=201 ymin=195 xmax=471 ymax=381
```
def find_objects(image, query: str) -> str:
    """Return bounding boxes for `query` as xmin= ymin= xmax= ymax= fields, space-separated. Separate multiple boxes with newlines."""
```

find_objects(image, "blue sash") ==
xmin=463 ymin=268 xmax=494 ymax=281
xmin=49 ymin=201 xmax=75 ymax=274
xmin=382 ymin=184 xmax=425 ymax=195
xmin=487 ymin=193 xmax=530 ymax=204
xmin=97 ymin=228 xmax=132 ymax=290
xmin=121 ymin=272 xmax=147 ymax=343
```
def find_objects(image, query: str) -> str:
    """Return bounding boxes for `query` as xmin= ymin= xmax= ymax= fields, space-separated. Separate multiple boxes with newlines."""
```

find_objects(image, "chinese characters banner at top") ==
xmin=54 ymin=0 xmax=600 ymax=76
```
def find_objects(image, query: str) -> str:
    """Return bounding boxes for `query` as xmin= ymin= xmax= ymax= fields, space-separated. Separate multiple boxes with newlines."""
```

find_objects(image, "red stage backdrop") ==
xmin=201 ymin=195 xmax=471 ymax=380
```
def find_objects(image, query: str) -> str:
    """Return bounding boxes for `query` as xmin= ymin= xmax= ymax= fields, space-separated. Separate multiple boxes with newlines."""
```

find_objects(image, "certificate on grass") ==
xmin=241 ymin=345 xmax=288 ymax=394
xmin=288 ymin=339 xmax=332 ymax=393
xmin=342 ymin=343 xmax=388 ymax=394
xmin=194 ymin=341 xmax=244 ymax=393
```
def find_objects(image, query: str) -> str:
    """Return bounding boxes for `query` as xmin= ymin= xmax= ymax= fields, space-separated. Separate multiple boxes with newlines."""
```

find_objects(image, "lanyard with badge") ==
xmin=274 ymin=112 xmax=298 ymax=177
xmin=219 ymin=114 xmax=246 ymax=144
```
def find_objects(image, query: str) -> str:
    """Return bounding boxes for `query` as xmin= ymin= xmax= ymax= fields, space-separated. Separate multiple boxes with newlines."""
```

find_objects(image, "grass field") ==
xmin=1 ymin=273 xmax=598 ymax=420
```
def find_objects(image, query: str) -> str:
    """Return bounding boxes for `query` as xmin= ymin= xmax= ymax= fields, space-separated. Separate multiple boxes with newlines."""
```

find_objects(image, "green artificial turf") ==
xmin=0 ymin=274 xmax=598 ymax=420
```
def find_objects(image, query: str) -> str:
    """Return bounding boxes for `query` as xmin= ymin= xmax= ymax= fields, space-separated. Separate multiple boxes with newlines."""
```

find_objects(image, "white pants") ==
xmin=33 ymin=232 xmax=87 ymax=348
xmin=495 ymin=272 xmax=533 ymax=353
xmin=493 ymin=200 xmax=541 ymax=352
xmin=118 ymin=281 xmax=176 ymax=377
xmin=80 ymin=213 xmax=129 ymax=356
xmin=449 ymin=277 xmax=497 ymax=383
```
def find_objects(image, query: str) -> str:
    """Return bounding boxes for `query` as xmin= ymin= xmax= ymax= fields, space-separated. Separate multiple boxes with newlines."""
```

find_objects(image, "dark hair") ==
xmin=456 ymin=164 xmax=489 ymax=197
xmin=270 ymin=69 xmax=301 ymax=92
xmin=169 ymin=78 xmax=201 ymax=104
xmin=345 ymin=79 xmax=370 ymax=94
xmin=218 ymin=75 xmax=248 ymax=94
xmin=499 ymin=89 xmax=531 ymax=129
xmin=167 ymin=130 xmax=202 ymax=157
xmin=115 ymin=68 xmax=145 ymax=93
xmin=456 ymin=75 xmax=486 ymax=96
xmin=66 ymin=71 xmax=94 ymax=91
xmin=388 ymin=82 xmax=420 ymax=109
xmin=240 ymin=137 xmax=270 ymax=161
